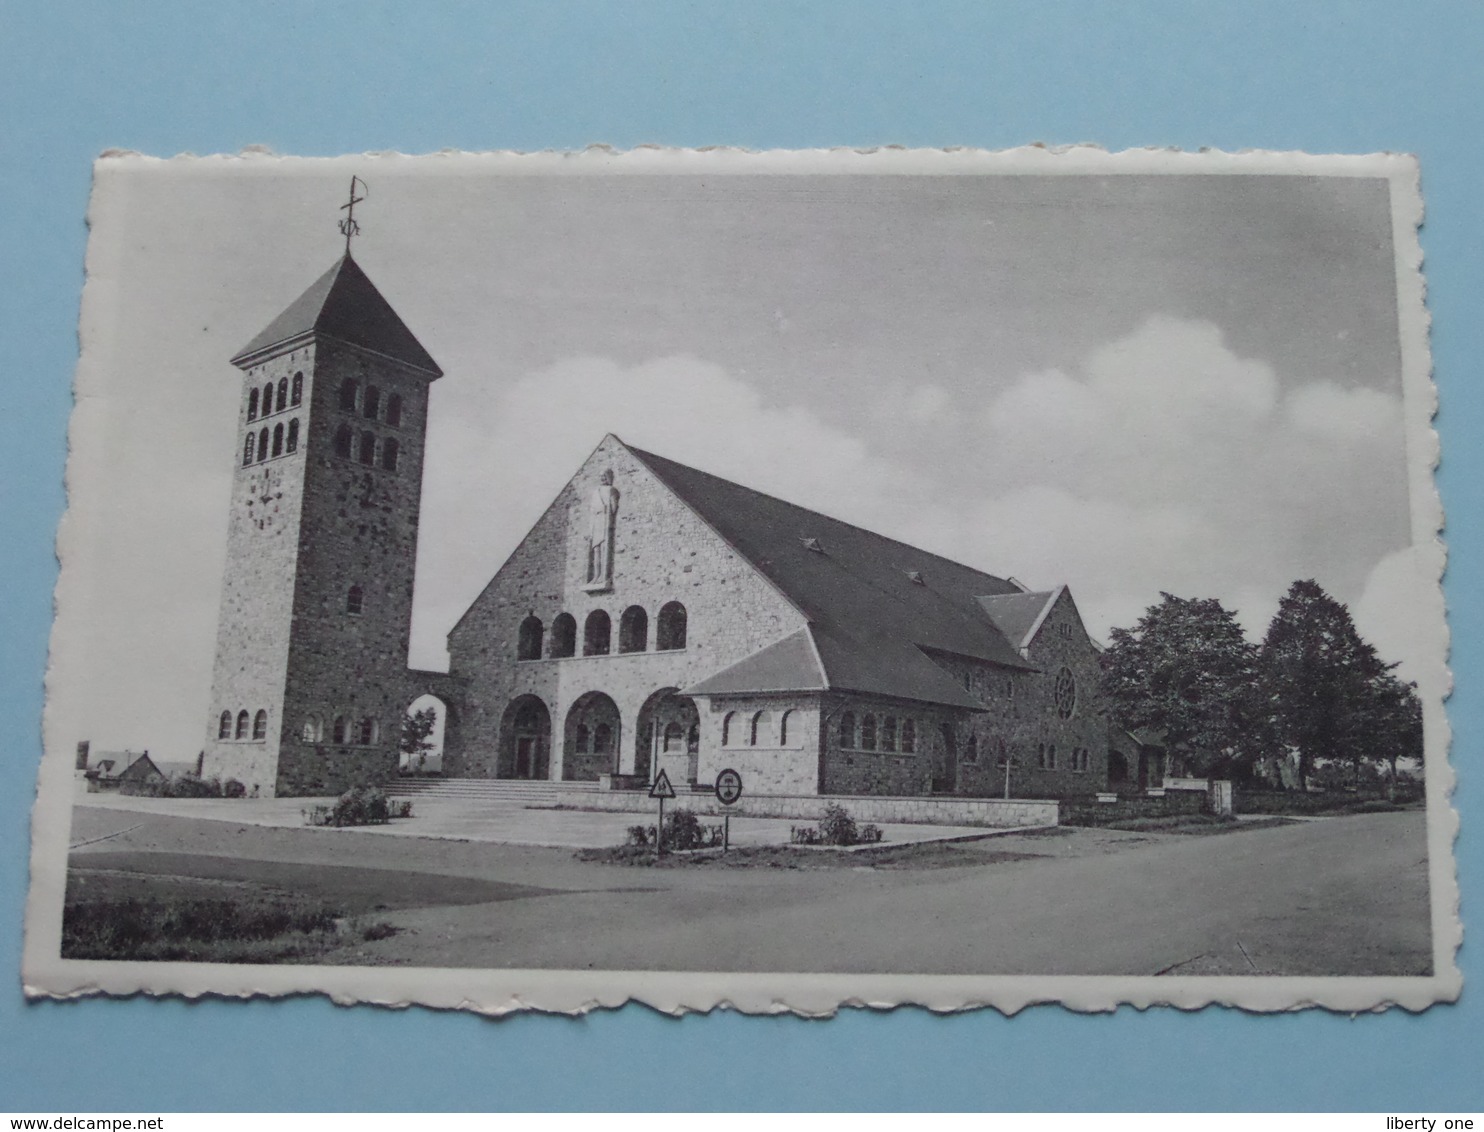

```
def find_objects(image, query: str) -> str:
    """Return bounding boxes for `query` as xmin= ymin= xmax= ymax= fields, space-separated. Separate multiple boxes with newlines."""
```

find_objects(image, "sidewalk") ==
xmin=72 ymin=790 xmax=1027 ymax=851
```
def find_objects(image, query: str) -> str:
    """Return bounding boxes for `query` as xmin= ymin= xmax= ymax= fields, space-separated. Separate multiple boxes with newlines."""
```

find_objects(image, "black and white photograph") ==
xmin=24 ymin=147 xmax=1457 ymax=1014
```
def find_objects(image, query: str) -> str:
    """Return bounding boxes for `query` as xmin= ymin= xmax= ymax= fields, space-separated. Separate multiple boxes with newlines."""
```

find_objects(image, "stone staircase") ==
xmin=386 ymin=777 xmax=601 ymax=806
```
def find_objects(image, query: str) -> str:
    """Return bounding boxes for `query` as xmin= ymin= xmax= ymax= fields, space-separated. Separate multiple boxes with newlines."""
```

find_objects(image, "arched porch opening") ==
xmin=400 ymin=693 xmax=448 ymax=775
xmin=636 ymin=688 xmax=701 ymax=786
xmin=563 ymin=691 xmax=622 ymax=781
xmin=497 ymin=694 xmax=551 ymax=780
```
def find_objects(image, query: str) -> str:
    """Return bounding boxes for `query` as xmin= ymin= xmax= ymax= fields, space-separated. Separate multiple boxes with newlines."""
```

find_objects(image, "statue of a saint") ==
xmin=587 ymin=469 xmax=619 ymax=585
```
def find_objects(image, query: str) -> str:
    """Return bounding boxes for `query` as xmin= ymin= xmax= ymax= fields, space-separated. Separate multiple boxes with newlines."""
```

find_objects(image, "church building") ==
xmin=202 ymin=251 xmax=1109 ymax=800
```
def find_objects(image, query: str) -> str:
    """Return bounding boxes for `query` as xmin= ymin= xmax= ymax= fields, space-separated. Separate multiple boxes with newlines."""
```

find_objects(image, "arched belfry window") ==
xmin=271 ymin=423 xmax=284 ymax=457
xmin=750 ymin=710 xmax=772 ymax=746
xmin=242 ymin=434 xmax=255 ymax=467
xmin=346 ymin=585 xmax=363 ymax=615
xmin=247 ymin=388 xmax=259 ymax=421
xmin=301 ymin=715 xmax=322 ymax=743
xmin=252 ymin=709 xmax=268 ymax=741
xmin=656 ymin=602 xmax=687 ymax=650
xmin=286 ymin=418 xmax=299 ymax=453
xmin=517 ymin=615 xmax=543 ymax=660
xmin=779 ymin=709 xmax=794 ymax=746
xmin=358 ymin=432 xmax=377 ymax=466
xmin=381 ymin=437 xmax=399 ymax=472
xmin=257 ymin=428 xmax=269 ymax=462
xmin=290 ymin=371 xmax=303 ymax=406
xmin=618 ymin=606 xmax=648 ymax=653
xmin=386 ymin=393 xmax=403 ymax=427
xmin=276 ymin=377 xmax=288 ymax=412
xmin=838 ymin=711 xmax=856 ymax=748
xmin=332 ymin=716 xmax=348 ymax=744
xmin=722 ymin=711 xmax=737 ymax=746
xmin=261 ymin=382 xmax=274 ymax=414
xmin=583 ymin=609 xmax=611 ymax=656
xmin=549 ymin=613 xmax=577 ymax=658
xmin=234 ymin=710 xmax=250 ymax=740
xmin=218 ymin=711 xmax=232 ymax=739
xmin=338 ymin=379 xmax=358 ymax=412
xmin=334 ymin=424 xmax=353 ymax=459
xmin=358 ymin=717 xmax=379 ymax=745
xmin=364 ymin=385 xmax=381 ymax=420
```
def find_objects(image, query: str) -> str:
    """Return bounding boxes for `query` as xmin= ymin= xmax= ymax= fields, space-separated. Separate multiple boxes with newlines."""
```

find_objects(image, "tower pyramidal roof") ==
xmin=231 ymin=254 xmax=442 ymax=376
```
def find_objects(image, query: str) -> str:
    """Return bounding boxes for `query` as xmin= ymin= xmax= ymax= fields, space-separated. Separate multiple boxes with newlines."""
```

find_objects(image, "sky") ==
xmin=49 ymin=152 xmax=1437 ymax=758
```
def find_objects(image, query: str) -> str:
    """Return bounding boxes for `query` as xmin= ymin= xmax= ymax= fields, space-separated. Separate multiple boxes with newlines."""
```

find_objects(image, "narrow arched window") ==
xmin=291 ymin=371 xmax=303 ymax=406
xmin=276 ymin=377 xmax=289 ymax=412
xmin=594 ymin=723 xmax=613 ymax=754
xmin=247 ymin=388 xmax=259 ymax=421
xmin=364 ymin=386 xmax=381 ymax=420
xmin=860 ymin=714 xmax=877 ymax=751
xmin=750 ymin=710 xmax=772 ymax=746
xmin=338 ymin=379 xmax=358 ymax=412
xmin=252 ymin=709 xmax=268 ymax=741
xmin=663 ymin=721 xmax=684 ymax=753
xmin=334 ymin=423 xmax=353 ymax=459
xmin=656 ymin=601 xmax=687 ymax=650
xmin=242 ymin=434 xmax=255 ymax=467
xmin=549 ymin=613 xmax=576 ymax=658
xmin=964 ymin=734 xmax=978 ymax=763
xmin=386 ymin=393 xmax=403 ymax=427
xmin=583 ymin=609 xmax=611 ymax=656
xmin=618 ymin=606 xmax=648 ymax=653
xmin=218 ymin=711 xmax=232 ymax=739
xmin=301 ymin=715 xmax=321 ymax=743
xmin=573 ymin=723 xmax=590 ymax=754
xmin=838 ymin=711 xmax=856 ymax=748
xmin=779 ymin=709 xmax=794 ymax=746
xmin=722 ymin=711 xmax=737 ymax=746
xmin=261 ymin=382 xmax=274 ymax=414
xmin=881 ymin=716 xmax=897 ymax=752
xmin=517 ymin=615 xmax=543 ymax=660
xmin=358 ymin=718 xmax=379 ymax=745
xmin=901 ymin=718 xmax=916 ymax=754
xmin=271 ymin=423 xmax=284 ymax=457
xmin=1047 ymin=743 xmax=1056 ymax=770
xmin=358 ymin=431 xmax=376 ymax=466
xmin=332 ymin=716 xmax=348 ymax=744
xmin=257 ymin=428 xmax=269 ymax=462
xmin=346 ymin=584 xmax=363 ymax=615
xmin=286 ymin=418 xmax=299 ymax=453
xmin=381 ymin=437 xmax=399 ymax=472
xmin=235 ymin=710 xmax=250 ymax=740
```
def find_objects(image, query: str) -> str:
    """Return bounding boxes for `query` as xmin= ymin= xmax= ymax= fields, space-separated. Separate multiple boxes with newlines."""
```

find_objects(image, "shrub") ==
xmin=165 ymin=773 xmax=224 ymax=798
xmin=622 ymin=810 xmax=723 ymax=850
xmin=625 ymin=824 xmax=652 ymax=847
xmin=790 ymin=805 xmax=884 ymax=846
xmin=223 ymin=778 xmax=247 ymax=798
xmin=304 ymin=786 xmax=404 ymax=827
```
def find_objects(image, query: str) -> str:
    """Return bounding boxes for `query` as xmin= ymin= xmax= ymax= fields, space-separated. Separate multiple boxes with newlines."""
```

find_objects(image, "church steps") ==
xmin=385 ymin=778 xmax=601 ymax=804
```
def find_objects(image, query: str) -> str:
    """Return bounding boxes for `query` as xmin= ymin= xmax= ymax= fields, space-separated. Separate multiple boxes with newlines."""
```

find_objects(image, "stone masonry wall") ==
xmin=691 ymin=694 xmax=821 ymax=795
xmin=573 ymin=789 xmax=1059 ymax=828
xmin=446 ymin=435 xmax=808 ymax=781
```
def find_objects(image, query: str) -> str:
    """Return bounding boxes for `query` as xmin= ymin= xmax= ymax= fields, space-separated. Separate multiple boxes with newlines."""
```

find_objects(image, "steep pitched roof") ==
xmin=230 ymin=255 xmax=442 ymax=376
xmin=625 ymin=442 xmax=1040 ymax=710
xmin=977 ymin=587 xmax=1062 ymax=651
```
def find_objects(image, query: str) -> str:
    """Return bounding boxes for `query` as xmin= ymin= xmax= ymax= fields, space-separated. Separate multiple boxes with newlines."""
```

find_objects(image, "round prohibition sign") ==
xmin=714 ymin=768 xmax=744 ymax=806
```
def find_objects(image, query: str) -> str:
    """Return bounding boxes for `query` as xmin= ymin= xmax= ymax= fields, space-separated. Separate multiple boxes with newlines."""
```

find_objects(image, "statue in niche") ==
xmin=586 ymin=469 xmax=619 ymax=586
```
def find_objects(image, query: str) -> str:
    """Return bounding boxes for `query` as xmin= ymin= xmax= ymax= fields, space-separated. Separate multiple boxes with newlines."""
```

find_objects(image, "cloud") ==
xmin=1351 ymin=543 xmax=1448 ymax=688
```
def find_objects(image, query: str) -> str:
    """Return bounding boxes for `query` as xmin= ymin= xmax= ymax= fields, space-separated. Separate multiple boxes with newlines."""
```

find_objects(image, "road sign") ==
xmin=649 ymin=769 xmax=676 ymax=800
xmin=714 ymin=768 xmax=743 ymax=806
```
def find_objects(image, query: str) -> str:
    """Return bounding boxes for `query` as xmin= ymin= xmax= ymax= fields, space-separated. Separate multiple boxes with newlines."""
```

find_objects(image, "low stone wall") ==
xmin=559 ymin=789 xmax=1058 ymax=828
xmin=1061 ymin=789 xmax=1206 ymax=826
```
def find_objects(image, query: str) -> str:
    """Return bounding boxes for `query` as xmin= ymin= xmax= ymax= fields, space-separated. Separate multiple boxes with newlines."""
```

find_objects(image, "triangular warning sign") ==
xmin=649 ymin=769 xmax=677 ymax=799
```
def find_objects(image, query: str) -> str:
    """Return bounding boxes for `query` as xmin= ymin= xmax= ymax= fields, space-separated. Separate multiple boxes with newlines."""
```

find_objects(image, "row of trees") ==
xmin=1101 ymin=580 xmax=1423 ymax=790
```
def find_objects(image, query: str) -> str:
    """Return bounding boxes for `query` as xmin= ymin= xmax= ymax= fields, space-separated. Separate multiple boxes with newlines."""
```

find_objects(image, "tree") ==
xmin=1101 ymin=593 xmax=1261 ymax=779
xmin=400 ymin=706 xmax=438 ymax=773
xmin=1358 ymin=672 xmax=1424 ymax=797
xmin=1258 ymin=579 xmax=1389 ymax=790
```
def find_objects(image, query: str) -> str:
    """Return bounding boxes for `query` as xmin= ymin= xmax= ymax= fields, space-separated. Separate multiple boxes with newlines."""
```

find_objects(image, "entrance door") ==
xmin=933 ymin=724 xmax=958 ymax=793
xmin=515 ymin=737 xmax=534 ymax=778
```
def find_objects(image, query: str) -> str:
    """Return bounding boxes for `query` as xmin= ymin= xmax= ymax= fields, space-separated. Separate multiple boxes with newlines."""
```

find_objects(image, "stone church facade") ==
xmin=203 ymin=255 xmax=1108 ymax=800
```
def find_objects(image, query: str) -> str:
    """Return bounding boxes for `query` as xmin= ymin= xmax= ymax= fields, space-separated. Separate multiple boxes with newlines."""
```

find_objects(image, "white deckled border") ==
xmin=25 ymin=144 xmax=1458 ymax=1016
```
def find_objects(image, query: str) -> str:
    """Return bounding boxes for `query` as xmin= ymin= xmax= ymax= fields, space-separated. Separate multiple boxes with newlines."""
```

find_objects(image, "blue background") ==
xmin=1 ymin=1 xmax=1478 ymax=1111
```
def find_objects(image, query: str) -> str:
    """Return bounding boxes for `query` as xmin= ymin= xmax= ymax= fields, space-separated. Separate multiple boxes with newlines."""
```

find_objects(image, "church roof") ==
xmin=626 ymin=442 xmax=1041 ymax=710
xmin=230 ymin=255 xmax=443 ymax=376
xmin=976 ymin=587 xmax=1063 ymax=651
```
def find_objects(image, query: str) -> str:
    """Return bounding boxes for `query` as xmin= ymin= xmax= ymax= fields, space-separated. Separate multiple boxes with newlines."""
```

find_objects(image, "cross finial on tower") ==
xmin=338 ymin=175 xmax=367 ymax=256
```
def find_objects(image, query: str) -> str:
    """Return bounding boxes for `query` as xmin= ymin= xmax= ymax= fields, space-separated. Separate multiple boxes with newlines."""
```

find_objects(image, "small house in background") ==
xmin=1108 ymin=727 xmax=1172 ymax=793
xmin=84 ymin=750 xmax=165 ymax=794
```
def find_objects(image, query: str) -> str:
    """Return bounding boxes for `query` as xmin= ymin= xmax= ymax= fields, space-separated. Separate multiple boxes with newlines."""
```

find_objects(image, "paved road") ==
xmin=68 ymin=806 xmax=1431 ymax=976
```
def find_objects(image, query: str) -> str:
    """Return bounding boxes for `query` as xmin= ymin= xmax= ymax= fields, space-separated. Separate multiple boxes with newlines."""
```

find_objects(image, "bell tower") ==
xmin=201 ymin=244 xmax=443 ymax=797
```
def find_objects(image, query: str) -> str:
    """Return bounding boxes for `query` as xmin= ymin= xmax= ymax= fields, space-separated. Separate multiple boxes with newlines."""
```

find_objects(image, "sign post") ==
xmin=998 ymin=757 xmax=1014 ymax=800
xmin=713 ymin=768 xmax=744 ymax=853
xmin=649 ymin=769 xmax=676 ymax=854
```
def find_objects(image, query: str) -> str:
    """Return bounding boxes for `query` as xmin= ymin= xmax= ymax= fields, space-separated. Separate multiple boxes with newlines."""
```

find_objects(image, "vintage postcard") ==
xmin=25 ymin=146 xmax=1458 ymax=1014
